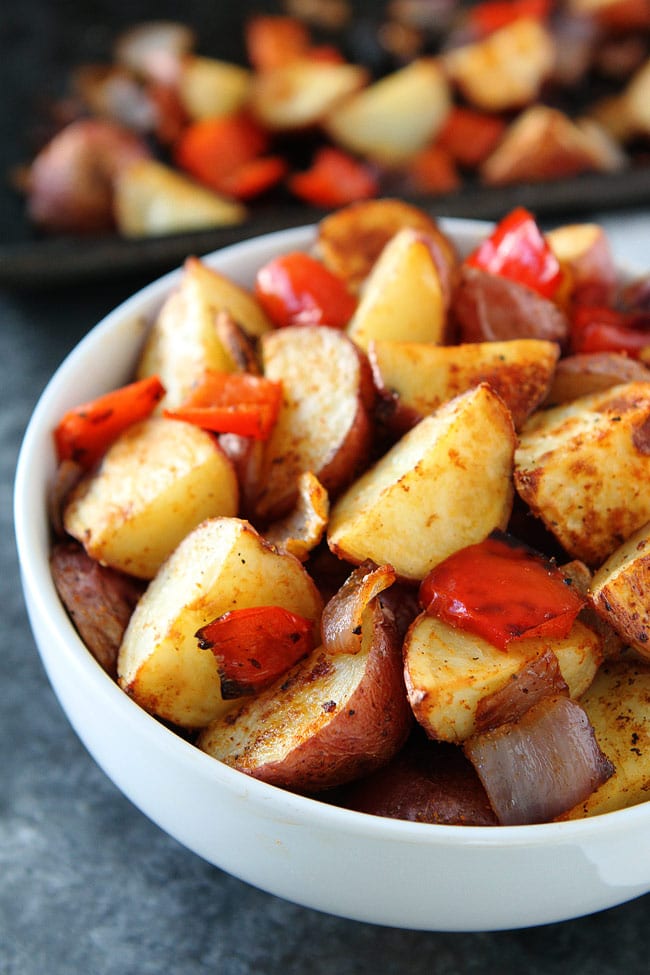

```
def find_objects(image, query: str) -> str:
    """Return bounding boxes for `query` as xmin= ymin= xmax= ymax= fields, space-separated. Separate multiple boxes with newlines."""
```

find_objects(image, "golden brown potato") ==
xmin=452 ymin=266 xmax=569 ymax=345
xmin=515 ymin=382 xmax=650 ymax=566
xmin=113 ymin=159 xmax=246 ymax=238
xmin=254 ymin=325 xmax=373 ymax=521
xmin=443 ymin=18 xmax=556 ymax=113
xmin=137 ymin=255 xmax=271 ymax=410
xmin=197 ymin=599 xmax=412 ymax=792
xmin=324 ymin=58 xmax=451 ymax=165
xmin=480 ymin=106 xmax=625 ymax=186
xmin=177 ymin=55 xmax=251 ymax=120
xmin=346 ymin=229 xmax=447 ymax=351
xmin=64 ymin=417 xmax=239 ymax=580
xmin=404 ymin=613 xmax=602 ymax=743
xmin=315 ymin=198 xmax=458 ymax=294
xmin=544 ymin=353 xmax=650 ymax=405
xmin=370 ymin=337 xmax=559 ymax=431
xmin=558 ymin=655 xmax=650 ymax=818
xmin=590 ymin=521 xmax=650 ymax=659
xmin=328 ymin=383 xmax=516 ymax=581
xmin=545 ymin=222 xmax=619 ymax=307
xmin=117 ymin=517 xmax=323 ymax=728
xmin=248 ymin=59 xmax=367 ymax=130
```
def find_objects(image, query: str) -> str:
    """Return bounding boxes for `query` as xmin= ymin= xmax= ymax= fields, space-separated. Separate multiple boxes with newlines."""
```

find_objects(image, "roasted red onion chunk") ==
xmin=474 ymin=648 xmax=569 ymax=733
xmin=464 ymin=695 xmax=615 ymax=826
xmin=321 ymin=560 xmax=396 ymax=655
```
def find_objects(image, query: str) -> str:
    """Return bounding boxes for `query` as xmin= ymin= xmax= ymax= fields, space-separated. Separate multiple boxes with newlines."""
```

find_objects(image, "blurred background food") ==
xmin=2 ymin=0 xmax=650 ymax=283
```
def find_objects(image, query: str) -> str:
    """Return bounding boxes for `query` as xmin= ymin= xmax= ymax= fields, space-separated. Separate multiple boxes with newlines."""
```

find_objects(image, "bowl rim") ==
xmin=14 ymin=216 xmax=650 ymax=850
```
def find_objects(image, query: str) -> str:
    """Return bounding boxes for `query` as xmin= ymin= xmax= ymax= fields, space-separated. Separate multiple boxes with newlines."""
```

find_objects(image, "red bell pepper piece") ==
xmin=570 ymin=305 xmax=650 ymax=358
xmin=419 ymin=532 xmax=585 ymax=651
xmin=54 ymin=375 xmax=165 ymax=469
xmin=195 ymin=605 xmax=314 ymax=698
xmin=218 ymin=154 xmax=288 ymax=200
xmin=468 ymin=0 xmax=553 ymax=36
xmin=245 ymin=14 xmax=312 ymax=71
xmin=436 ymin=106 xmax=507 ymax=169
xmin=466 ymin=207 xmax=564 ymax=300
xmin=164 ymin=371 xmax=282 ymax=440
xmin=254 ymin=251 xmax=357 ymax=328
xmin=174 ymin=113 xmax=269 ymax=195
xmin=287 ymin=147 xmax=378 ymax=208
xmin=402 ymin=143 xmax=461 ymax=195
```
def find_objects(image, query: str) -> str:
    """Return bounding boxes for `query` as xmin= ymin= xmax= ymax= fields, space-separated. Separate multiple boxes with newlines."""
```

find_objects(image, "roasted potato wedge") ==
xmin=453 ymin=265 xmax=569 ymax=345
xmin=558 ymin=655 xmax=650 ymax=818
xmin=546 ymin=222 xmax=619 ymax=307
xmin=481 ymin=106 xmax=625 ymax=186
xmin=315 ymin=198 xmax=458 ymax=293
xmin=404 ymin=614 xmax=603 ymax=743
xmin=177 ymin=55 xmax=251 ymax=120
xmin=328 ymin=383 xmax=516 ymax=581
xmin=370 ymin=337 xmax=559 ymax=431
xmin=515 ymin=382 xmax=650 ymax=566
xmin=590 ymin=521 xmax=650 ymax=659
xmin=346 ymin=228 xmax=447 ymax=351
xmin=137 ymin=255 xmax=271 ymax=410
xmin=324 ymin=58 xmax=451 ymax=165
xmin=249 ymin=59 xmax=367 ymax=130
xmin=114 ymin=159 xmax=246 ymax=238
xmin=443 ymin=18 xmax=556 ymax=113
xmin=254 ymin=325 xmax=372 ymax=521
xmin=197 ymin=599 xmax=412 ymax=792
xmin=64 ymin=417 xmax=239 ymax=579
xmin=340 ymin=732 xmax=498 ymax=826
xmin=117 ymin=516 xmax=323 ymax=727
xmin=545 ymin=353 xmax=650 ymax=405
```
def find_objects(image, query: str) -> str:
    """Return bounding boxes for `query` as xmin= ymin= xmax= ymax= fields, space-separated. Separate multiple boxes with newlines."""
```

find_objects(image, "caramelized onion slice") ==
xmin=465 ymin=695 xmax=614 ymax=825
xmin=321 ymin=560 xmax=396 ymax=655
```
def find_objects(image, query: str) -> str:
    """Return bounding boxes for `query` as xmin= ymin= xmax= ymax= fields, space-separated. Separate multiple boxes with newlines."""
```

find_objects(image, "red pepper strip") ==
xmin=468 ymin=0 xmax=553 ymax=36
xmin=245 ymin=14 xmax=312 ymax=71
xmin=195 ymin=605 xmax=314 ymax=698
xmin=419 ymin=532 xmax=585 ymax=652
xmin=54 ymin=375 xmax=165 ymax=469
xmin=287 ymin=147 xmax=379 ymax=208
xmin=570 ymin=305 xmax=650 ymax=358
xmin=254 ymin=251 xmax=357 ymax=328
xmin=164 ymin=371 xmax=282 ymax=440
xmin=174 ymin=114 xmax=268 ymax=194
xmin=466 ymin=207 xmax=564 ymax=300
xmin=219 ymin=155 xmax=288 ymax=201
xmin=436 ymin=106 xmax=507 ymax=170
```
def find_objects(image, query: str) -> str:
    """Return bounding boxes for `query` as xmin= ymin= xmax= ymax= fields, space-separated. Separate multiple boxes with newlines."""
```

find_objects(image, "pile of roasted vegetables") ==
xmin=50 ymin=198 xmax=650 ymax=826
xmin=17 ymin=0 xmax=650 ymax=238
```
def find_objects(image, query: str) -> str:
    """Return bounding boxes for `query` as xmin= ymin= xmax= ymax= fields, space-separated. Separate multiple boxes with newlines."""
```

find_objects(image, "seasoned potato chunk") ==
xmin=255 ymin=325 xmax=372 ymax=520
xmin=315 ymin=198 xmax=457 ymax=293
xmin=370 ymin=338 xmax=559 ymax=431
xmin=137 ymin=255 xmax=271 ymax=410
xmin=64 ymin=417 xmax=238 ymax=579
xmin=249 ymin=59 xmax=367 ymax=131
xmin=515 ymin=382 xmax=650 ymax=566
xmin=328 ymin=383 xmax=516 ymax=581
xmin=198 ymin=600 xmax=412 ymax=792
xmin=117 ymin=517 xmax=323 ymax=727
xmin=590 ymin=521 xmax=650 ymax=659
xmin=346 ymin=229 xmax=447 ymax=351
xmin=558 ymin=656 xmax=650 ymax=818
xmin=404 ymin=614 xmax=603 ymax=743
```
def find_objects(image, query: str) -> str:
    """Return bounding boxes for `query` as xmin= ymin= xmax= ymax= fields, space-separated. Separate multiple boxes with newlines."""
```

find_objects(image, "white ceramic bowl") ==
xmin=14 ymin=220 xmax=650 ymax=932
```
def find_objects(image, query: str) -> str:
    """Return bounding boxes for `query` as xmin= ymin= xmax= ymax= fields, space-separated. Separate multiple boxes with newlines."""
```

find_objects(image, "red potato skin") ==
xmin=339 ymin=731 xmax=498 ymax=826
xmin=50 ymin=541 xmax=144 ymax=677
xmin=452 ymin=265 xmax=569 ymax=346
xmin=27 ymin=118 xmax=150 ymax=234
xmin=208 ymin=601 xmax=413 ymax=793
